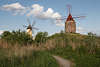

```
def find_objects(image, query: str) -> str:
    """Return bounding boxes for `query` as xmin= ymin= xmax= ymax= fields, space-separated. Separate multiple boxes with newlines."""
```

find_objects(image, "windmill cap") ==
xmin=27 ymin=25 xmax=32 ymax=30
xmin=66 ymin=13 xmax=74 ymax=21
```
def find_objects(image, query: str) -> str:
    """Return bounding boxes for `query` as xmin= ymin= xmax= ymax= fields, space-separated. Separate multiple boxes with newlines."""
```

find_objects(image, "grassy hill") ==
xmin=0 ymin=30 xmax=100 ymax=67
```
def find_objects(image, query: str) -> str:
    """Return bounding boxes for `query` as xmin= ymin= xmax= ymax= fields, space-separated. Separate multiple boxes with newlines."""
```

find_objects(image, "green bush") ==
xmin=1 ymin=30 xmax=33 ymax=46
xmin=35 ymin=32 xmax=48 ymax=45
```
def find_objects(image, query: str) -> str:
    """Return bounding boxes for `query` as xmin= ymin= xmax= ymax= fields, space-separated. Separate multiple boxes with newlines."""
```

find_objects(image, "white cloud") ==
xmin=0 ymin=3 xmax=62 ymax=26
xmin=55 ymin=19 xmax=64 ymax=27
xmin=52 ymin=12 xmax=61 ymax=19
xmin=0 ymin=3 xmax=27 ymax=15
xmin=0 ymin=3 xmax=62 ymax=19
xmin=27 ymin=4 xmax=62 ymax=26
xmin=27 ymin=4 xmax=61 ymax=20
xmin=2 ymin=3 xmax=25 ymax=9
xmin=27 ymin=4 xmax=44 ymax=16
xmin=0 ymin=30 xmax=4 ymax=35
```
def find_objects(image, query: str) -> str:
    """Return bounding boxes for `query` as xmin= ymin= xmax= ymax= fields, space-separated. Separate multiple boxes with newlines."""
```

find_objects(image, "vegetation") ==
xmin=0 ymin=48 xmax=58 ymax=67
xmin=48 ymin=32 xmax=100 ymax=67
xmin=0 ymin=30 xmax=33 ymax=46
xmin=35 ymin=32 xmax=48 ymax=45
xmin=0 ymin=30 xmax=100 ymax=67
xmin=0 ymin=30 xmax=59 ymax=67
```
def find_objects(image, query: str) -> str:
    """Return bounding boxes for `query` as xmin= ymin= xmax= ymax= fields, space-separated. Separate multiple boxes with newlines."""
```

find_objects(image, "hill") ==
xmin=0 ymin=30 xmax=100 ymax=67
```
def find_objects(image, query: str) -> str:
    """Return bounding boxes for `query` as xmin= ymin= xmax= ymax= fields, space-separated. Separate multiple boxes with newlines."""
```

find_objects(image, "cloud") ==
xmin=55 ymin=19 xmax=64 ymax=27
xmin=0 ymin=3 xmax=61 ymax=19
xmin=41 ymin=8 xmax=61 ymax=19
xmin=0 ymin=30 xmax=4 ymax=35
xmin=27 ymin=4 xmax=61 ymax=20
xmin=0 ymin=3 xmax=63 ymax=26
xmin=27 ymin=4 xmax=62 ymax=26
xmin=0 ymin=3 xmax=27 ymax=15
xmin=27 ymin=4 xmax=44 ymax=16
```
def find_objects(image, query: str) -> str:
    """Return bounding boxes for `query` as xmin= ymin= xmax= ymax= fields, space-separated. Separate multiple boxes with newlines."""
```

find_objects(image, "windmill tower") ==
xmin=23 ymin=19 xmax=38 ymax=36
xmin=65 ymin=13 xmax=76 ymax=33
xmin=27 ymin=24 xmax=32 ymax=36
xmin=56 ymin=5 xmax=85 ymax=33
xmin=65 ymin=5 xmax=76 ymax=33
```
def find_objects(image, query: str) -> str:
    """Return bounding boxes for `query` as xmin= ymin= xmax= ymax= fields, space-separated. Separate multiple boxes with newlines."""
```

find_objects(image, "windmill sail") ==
xmin=23 ymin=19 xmax=38 ymax=36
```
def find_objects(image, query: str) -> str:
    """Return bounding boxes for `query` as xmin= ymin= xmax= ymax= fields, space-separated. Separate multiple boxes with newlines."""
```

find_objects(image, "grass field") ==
xmin=0 ymin=48 xmax=59 ymax=67
xmin=0 ymin=31 xmax=100 ymax=67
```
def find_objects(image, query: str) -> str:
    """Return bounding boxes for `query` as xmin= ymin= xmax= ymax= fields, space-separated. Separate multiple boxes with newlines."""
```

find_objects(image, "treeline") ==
xmin=0 ymin=30 xmax=100 ymax=51
xmin=0 ymin=30 xmax=100 ymax=50
xmin=0 ymin=30 xmax=48 ymax=46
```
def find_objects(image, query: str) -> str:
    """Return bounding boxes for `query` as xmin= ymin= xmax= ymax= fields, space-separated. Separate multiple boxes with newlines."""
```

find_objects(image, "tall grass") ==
xmin=0 ymin=46 xmax=59 ymax=67
xmin=0 ymin=31 xmax=100 ymax=67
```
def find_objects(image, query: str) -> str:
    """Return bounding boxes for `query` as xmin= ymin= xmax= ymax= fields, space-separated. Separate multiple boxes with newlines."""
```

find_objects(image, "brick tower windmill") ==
xmin=65 ymin=5 xmax=76 ymax=33
xmin=65 ymin=13 xmax=76 ymax=33
xmin=56 ymin=5 xmax=85 ymax=33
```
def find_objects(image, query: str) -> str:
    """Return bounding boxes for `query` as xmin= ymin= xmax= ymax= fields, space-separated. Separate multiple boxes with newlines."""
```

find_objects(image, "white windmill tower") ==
xmin=23 ymin=18 xmax=38 ymax=37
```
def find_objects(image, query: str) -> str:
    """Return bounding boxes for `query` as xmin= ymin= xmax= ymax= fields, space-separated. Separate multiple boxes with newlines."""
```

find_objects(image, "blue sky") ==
xmin=0 ymin=0 xmax=100 ymax=35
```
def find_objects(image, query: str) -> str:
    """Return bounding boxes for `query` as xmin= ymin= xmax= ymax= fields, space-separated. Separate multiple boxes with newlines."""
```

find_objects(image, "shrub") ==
xmin=35 ymin=32 xmax=48 ymax=45
xmin=0 ymin=30 xmax=33 ymax=46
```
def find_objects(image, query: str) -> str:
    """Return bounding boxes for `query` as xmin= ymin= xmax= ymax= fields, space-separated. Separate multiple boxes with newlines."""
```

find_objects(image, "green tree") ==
xmin=1 ymin=30 xmax=33 ymax=45
xmin=35 ymin=32 xmax=48 ymax=45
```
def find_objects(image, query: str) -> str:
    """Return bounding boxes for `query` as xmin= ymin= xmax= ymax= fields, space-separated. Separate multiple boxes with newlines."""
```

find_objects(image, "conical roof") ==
xmin=27 ymin=25 xmax=32 ymax=30
xmin=66 ymin=13 xmax=74 ymax=21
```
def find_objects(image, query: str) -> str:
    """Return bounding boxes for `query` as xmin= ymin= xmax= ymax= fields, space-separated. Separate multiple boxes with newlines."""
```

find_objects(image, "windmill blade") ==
xmin=32 ymin=27 xmax=39 ymax=30
xmin=56 ymin=18 xmax=65 ymax=20
xmin=73 ymin=16 xmax=86 ymax=19
xmin=56 ymin=17 xmax=66 ymax=20
xmin=27 ymin=18 xmax=31 ymax=25
xmin=32 ymin=21 xmax=36 ymax=26
xmin=32 ymin=30 xmax=34 ymax=34
xmin=67 ymin=4 xmax=72 ymax=14
xmin=23 ymin=25 xmax=27 ymax=27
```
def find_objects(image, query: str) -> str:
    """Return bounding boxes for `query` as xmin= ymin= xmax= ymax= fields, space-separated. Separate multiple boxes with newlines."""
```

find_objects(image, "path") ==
xmin=53 ymin=55 xmax=73 ymax=67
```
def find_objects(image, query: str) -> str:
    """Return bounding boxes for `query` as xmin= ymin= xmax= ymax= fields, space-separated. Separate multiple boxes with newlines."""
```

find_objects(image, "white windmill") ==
xmin=23 ymin=18 xmax=38 ymax=36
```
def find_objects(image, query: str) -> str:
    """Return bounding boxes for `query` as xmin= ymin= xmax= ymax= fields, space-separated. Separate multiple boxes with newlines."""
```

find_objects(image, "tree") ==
xmin=0 ymin=30 xmax=33 ymax=45
xmin=35 ymin=32 xmax=48 ymax=45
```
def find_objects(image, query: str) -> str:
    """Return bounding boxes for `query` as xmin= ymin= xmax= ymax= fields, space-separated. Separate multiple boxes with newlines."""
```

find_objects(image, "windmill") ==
xmin=56 ymin=5 xmax=85 ymax=33
xmin=23 ymin=18 xmax=38 ymax=36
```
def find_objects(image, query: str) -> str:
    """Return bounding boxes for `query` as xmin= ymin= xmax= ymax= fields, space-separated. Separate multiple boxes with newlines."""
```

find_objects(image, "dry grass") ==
xmin=0 ymin=38 xmax=69 ymax=58
xmin=0 ymin=39 xmax=9 ymax=48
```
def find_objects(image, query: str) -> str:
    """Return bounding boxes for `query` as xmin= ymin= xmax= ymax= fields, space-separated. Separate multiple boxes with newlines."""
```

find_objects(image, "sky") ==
xmin=0 ymin=0 xmax=100 ymax=35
